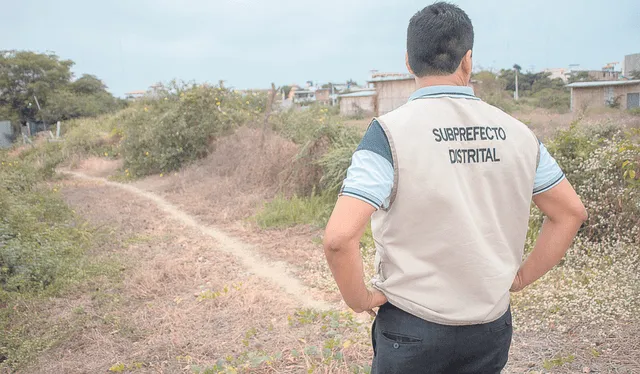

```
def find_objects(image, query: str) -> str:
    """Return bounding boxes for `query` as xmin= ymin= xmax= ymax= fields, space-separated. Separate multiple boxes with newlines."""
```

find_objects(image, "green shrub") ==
xmin=121 ymin=85 xmax=265 ymax=177
xmin=532 ymin=88 xmax=570 ymax=112
xmin=271 ymin=106 xmax=361 ymax=194
xmin=0 ymin=152 xmax=90 ymax=296
xmin=61 ymin=112 xmax=127 ymax=158
xmin=546 ymin=123 xmax=640 ymax=244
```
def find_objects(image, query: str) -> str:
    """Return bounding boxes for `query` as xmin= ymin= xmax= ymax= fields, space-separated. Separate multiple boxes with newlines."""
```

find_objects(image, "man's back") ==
xmin=372 ymin=91 xmax=539 ymax=324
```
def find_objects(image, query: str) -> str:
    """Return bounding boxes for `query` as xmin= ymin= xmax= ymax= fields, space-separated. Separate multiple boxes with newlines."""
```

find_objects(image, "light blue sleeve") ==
xmin=341 ymin=150 xmax=394 ymax=209
xmin=533 ymin=142 xmax=565 ymax=195
xmin=340 ymin=120 xmax=394 ymax=209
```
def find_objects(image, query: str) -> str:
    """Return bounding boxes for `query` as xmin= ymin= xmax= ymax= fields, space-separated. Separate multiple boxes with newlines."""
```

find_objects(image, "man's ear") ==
xmin=461 ymin=50 xmax=473 ymax=75
xmin=405 ymin=52 xmax=415 ymax=75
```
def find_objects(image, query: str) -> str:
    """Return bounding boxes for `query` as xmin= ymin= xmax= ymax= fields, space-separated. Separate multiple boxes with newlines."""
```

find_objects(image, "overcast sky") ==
xmin=2 ymin=0 xmax=639 ymax=96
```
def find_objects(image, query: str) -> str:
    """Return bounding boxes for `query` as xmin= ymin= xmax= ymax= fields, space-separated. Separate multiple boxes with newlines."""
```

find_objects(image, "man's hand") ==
xmin=364 ymin=289 xmax=388 ymax=317
xmin=509 ymin=271 xmax=524 ymax=292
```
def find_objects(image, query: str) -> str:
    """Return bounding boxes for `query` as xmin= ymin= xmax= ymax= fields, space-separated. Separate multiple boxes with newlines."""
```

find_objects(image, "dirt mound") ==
xmin=72 ymin=157 xmax=123 ymax=178
xmin=137 ymin=127 xmax=300 ymax=223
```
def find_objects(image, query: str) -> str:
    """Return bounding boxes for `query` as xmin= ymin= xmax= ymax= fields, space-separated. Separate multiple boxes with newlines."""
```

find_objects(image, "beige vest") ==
xmin=372 ymin=97 xmax=538 ymax=325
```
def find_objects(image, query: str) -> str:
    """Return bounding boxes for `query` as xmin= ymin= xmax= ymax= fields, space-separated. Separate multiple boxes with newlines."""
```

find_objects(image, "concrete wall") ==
xmin=0 ymin=121 xmax=13 ymax=148
xmin=339 ymin=96 xmax=375 ymax=117
xmin=571 ymin=83 xmax=640 ymax=111
xmin=586 ymin=70 xmax=620 ymax=81
xmin=373 ymin=79 xmax=416 ymax=115
xmin=315 ymin=89 xmax=331 ymax=104
xmin=624 ymin=54 xmax=640 ymax=77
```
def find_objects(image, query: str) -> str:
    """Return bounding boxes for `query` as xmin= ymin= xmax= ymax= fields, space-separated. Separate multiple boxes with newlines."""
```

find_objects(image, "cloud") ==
xmin=120 ymin=33 xmax=217 ymax=59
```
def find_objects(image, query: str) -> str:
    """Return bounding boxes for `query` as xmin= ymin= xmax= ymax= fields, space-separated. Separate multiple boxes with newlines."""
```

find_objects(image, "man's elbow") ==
xmin=576 ymin=206 xmax=588 ymax=223
xmin=572 ymin=202 xmax=588 ymax=223
xmin=562 ymin=204 xmax=588 ymax=227
xmin=547 ymin=203 xmax=588 ymax=227
xmin=323 ymin=230 xmax=350 ymax=254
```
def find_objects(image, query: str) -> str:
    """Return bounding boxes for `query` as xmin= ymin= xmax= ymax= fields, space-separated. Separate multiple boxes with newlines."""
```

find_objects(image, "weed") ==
xmin=109 ymin=361 xmax=145 ymax=372
xmin=542 ymin=354 xmax=575 ymax=369
xmin=196 ymin=283 xmax=241 ymax=302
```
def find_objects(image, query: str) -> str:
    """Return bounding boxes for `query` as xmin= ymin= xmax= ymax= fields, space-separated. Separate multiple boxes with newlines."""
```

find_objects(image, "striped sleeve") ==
xmin=533 ymin=142 xmax=565 ymax=195
xmin=340 ymin=120 xmax=394 ymax=209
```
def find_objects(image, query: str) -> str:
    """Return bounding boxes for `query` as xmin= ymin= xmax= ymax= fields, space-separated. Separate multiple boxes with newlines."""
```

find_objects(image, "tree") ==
xmin=0 ymin=50 xmax=73 ymax=123
xmin=346 ymin=79 xmax=359 ymax=87
xmin=513 ymin=64 xmax=522 ymax=72
xmin=70 ymin=74 xmax=107 ymax=95
xmin=0 ymin=50 xmax=120 ymax=125
xmin=281 ymin=85 xmax=293 ymax=99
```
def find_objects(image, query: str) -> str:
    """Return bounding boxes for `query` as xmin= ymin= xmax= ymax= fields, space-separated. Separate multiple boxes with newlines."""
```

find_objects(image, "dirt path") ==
xmin=21 ymin=171 xmax=373 ymax=373
xmin=39 ymin=168 xmax=637 ymax=374
xmin=63 ymin=170 xmax=332 ymax=312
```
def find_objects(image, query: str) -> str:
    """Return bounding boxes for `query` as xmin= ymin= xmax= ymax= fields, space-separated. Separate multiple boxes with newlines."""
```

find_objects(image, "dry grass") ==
xmin=17 ymin=176 xmax=371 ymax=374
xmin=72 ymin=157 xmax=123 ymax=178
xmin=136 ymin=127 xmax=299 ymax=224
xmin=514 ymin=107 xmax=640 ymax=140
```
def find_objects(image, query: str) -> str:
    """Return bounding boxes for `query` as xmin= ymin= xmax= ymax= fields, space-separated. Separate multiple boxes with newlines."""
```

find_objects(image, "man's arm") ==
xmin=324 ymin=196 xmax=387 ymax=313
xmin=511 ymin=179 xmax=588 ymax=291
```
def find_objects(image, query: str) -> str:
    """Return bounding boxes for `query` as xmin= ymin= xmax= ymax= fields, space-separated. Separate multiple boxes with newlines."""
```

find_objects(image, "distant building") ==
xmin=624 ymin=53 xmax=640 ymax=78
xmin=566 ymin=80 xmax=640 ymax=111
xmin=368 ymin=73 xmax=416 ymax=115
xmin=544 ymin=68 xmax=569 ymax=82
xmin=586 ymin=70 xmax=620 ymax=81
xmin=314 ymin=88 xmax=332 ymax=105
xmin=568 ymin=70 xmax=620 ymax=81
xmin=339 ymin=90 xmax=376 ymax=117
xmin=292 ymin=89 xmax=316 ymax=105
xmin=125 ymin=90 xmax=146 ymax=100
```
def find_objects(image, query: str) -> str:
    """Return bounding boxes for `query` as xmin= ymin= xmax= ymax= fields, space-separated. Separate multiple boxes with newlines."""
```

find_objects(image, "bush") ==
xmin=121 ymin=85 xmax=265 ymax=177
xmin=270 ymin=106 xmax=361 ymax=194
xmin=532 ymin=88 xmax=570 ymax=111
xmin=546 ymin=123 xmax=640 ymax=244
xmin=0 ymin=151 xmax=90 ymax=297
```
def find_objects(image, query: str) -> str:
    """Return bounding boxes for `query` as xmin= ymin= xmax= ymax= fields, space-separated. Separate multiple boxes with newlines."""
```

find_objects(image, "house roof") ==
xmin=125 ymin=90 xmax=146 ymax=95
xmin=565 ymin=80 xmax=640 ymax=88
xmin=339 ymin=90 xmax=376 ymax=98
xmin=368 ymin=73 xmax=414 ymax=83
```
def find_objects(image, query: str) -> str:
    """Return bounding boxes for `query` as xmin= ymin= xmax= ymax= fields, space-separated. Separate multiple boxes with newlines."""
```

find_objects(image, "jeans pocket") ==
xmin=489 ymin=308 xmax=513 ymax=333
xmin=381 ymin=331 xmax=422 ymax=344
xmin=490 ymin=320 xmax=511 ymax=333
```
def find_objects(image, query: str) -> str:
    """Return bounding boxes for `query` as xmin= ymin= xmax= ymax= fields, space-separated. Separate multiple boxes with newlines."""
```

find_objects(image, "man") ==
xmin=323 ymin=2 xmax=587 ymax=373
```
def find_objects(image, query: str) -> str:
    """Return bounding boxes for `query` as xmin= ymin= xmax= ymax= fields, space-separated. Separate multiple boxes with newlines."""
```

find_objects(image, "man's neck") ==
xmin=414 ymin=74 xmax=468 ymax=89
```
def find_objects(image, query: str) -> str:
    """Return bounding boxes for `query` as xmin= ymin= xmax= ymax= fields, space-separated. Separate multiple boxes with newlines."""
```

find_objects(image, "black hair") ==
xmin=407 ymin=2 xmax=474 ymax=77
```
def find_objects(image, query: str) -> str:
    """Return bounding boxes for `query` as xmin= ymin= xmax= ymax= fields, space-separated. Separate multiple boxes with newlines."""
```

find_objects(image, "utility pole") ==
xmin=331 ymin=83 xmax=336 ymax=106
xmin=514 ymin=68 xmax=519 ymax=101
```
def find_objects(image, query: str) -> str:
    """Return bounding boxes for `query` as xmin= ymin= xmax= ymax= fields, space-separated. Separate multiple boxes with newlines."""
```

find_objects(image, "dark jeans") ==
xmin=372 ymin=303 xmax=512 ymax=374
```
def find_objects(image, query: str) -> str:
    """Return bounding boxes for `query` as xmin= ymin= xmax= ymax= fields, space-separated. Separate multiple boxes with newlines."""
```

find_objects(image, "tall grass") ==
xmin=254 ymin=192 xmax=335 ymax=229
xmin=254 ymin=106 xmax=362 ymax=228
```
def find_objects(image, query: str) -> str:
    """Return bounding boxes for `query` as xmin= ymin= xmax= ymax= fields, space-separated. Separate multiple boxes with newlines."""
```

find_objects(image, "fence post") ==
xmin=56 ymin=121 xmax=61 ymax=138
xmin=261 ymin=82 xmax=278 ymax=149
